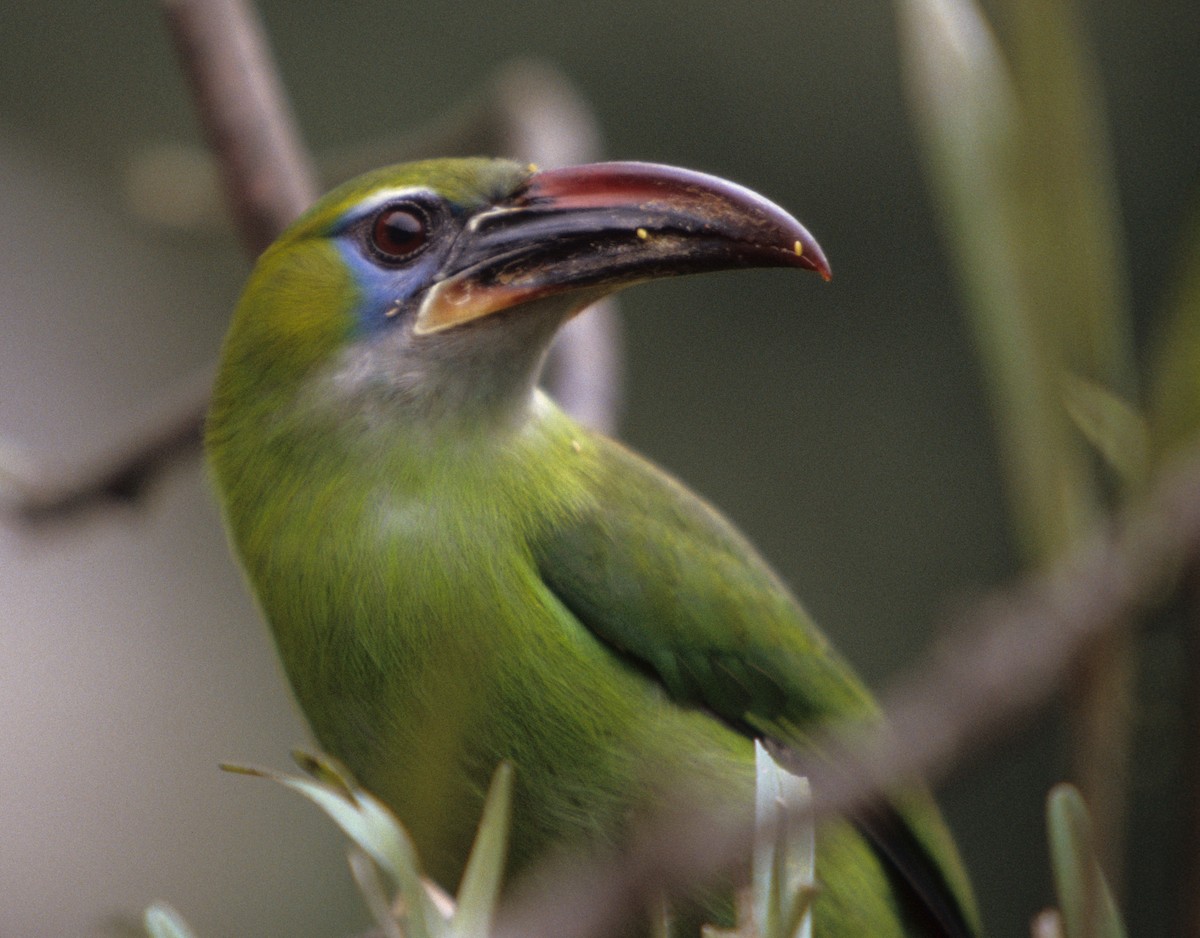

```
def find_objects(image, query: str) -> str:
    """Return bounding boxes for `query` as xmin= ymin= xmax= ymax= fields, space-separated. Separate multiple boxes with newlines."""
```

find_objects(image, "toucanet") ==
xmin=207 ymin=158 xmax=979 ymax=937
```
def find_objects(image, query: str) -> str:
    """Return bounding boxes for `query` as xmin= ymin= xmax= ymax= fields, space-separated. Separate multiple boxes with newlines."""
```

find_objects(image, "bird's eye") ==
xmin=370 ymin=205 xmax=429 ymax=262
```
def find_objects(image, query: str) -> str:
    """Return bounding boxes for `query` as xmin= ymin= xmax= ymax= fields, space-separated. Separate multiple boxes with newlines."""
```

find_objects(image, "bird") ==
xmin=206 ymin=157 xmax=980 ymax=937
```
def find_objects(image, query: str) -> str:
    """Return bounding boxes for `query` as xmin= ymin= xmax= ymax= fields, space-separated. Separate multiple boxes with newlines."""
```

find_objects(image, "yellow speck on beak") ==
xmin=793 ymin=240 xmax=804 ymax=257
xmin=527 ymin=162 xmax=540 ymax=174
xmin=636 ymin=228 xmax=649 ymax=240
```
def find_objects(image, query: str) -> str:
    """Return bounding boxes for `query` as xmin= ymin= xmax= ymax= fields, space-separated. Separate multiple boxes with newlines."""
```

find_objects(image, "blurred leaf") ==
xmin=1062 ymin=374 xmax=1148 ymax=487
xmin=143 ymin=903 xmax=197 ymax=938
xmin=649 ymin=895 xmax=673 ymax=938
xmin=894 ymin=0 xmax=1095 ymax=560
xmin=992 ymin=0 xmax=1137 ymax=882
xmin=1148 ymin=197 xmax=1200 ymax=456
xmin=753 ymin=741 xmax=815 ymax=938
xmin=899 ymin=0 xmax=1136 ymax=883
xmin=999 ymin=0 xmax=1132 ymax=393
xmin=1032 ymin=909 xmax=1066 ymax=938
xmin=348 ymin=848 xmax=406 ymax=938
xmin=1046 ymin=784 xmax=1126 ymax=938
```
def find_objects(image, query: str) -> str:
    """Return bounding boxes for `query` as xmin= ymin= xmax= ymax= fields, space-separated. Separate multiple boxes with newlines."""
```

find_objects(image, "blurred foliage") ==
xmin=1045 ymin=783 xmax=1127 ymax=938
xmin=895 ymin=0 xmax=1200 ymax=917
xmin=895 ymin=0 xmax=1126 ymax=562
xmin=1149 ymin=201 xmax=1200 ymax=457
xmin=143 ymin=904 xmax=197 ymax=938
xmin=750 ymin=742 xmax=816 ymax=938
xmin=143 ymin=760 xmax=1131 ymax=938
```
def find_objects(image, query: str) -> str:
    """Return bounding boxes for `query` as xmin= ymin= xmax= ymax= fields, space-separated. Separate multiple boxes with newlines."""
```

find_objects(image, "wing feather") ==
xmin=533 ymin=434 xmax=979 ymax=937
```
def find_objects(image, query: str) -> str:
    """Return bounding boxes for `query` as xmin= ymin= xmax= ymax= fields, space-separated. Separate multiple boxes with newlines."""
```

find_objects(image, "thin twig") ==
xmin=495 ymin=446 xmax=1200 ymax=938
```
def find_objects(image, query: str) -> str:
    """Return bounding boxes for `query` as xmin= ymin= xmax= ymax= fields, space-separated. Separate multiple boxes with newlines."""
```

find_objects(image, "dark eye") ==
xmin=370 ymin=205 xmax=429 ymax=262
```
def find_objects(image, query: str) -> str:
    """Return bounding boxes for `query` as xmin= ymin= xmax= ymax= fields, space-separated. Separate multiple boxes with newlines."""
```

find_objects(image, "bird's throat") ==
xmin=331 ymin=291 xmax=596 ymax=440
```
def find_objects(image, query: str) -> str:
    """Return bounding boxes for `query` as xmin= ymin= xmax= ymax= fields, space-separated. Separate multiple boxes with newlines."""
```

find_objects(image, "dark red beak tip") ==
xmin=792 ymin=236 xmax=832 ymax=282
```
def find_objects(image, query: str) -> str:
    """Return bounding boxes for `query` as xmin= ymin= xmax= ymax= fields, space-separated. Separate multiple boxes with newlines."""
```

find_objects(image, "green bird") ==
xmin=207 ymin=158 xmax=979 ymax=937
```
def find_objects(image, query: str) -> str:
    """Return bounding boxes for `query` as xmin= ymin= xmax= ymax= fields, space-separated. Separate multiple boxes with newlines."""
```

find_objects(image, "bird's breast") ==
xmin=226 ymin=404 xmax=755 ymax=884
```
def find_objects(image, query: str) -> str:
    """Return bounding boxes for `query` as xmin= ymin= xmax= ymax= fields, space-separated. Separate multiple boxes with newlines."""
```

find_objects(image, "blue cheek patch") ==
xmin=335 ymin=239 xmax=443 ymax=337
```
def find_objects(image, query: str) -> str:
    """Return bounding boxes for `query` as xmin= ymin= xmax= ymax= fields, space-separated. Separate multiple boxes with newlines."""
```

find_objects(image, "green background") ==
xmin=0 ymin=3 xmax=1196 ymax=935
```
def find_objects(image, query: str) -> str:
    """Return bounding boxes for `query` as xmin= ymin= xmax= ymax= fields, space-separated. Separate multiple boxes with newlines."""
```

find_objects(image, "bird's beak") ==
xmin=414 ymin=161 xmax=831 ymax=335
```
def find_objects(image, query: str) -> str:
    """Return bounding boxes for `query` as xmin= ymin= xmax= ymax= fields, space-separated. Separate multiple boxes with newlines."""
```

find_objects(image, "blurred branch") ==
xmin=3 ymin=12 xmax=622 ymax=526
xmin=125 ymin=59 xmax=605 ymax=228
xmin=160 ymin=0 xmax=318 ymax=254
xmin=1 ymin=0 xmax=305 ymax=526
xmin=0 ymin=370 xmax=212 ymax=526
xmin=498 ymin=444 xmax=1200 ymax=937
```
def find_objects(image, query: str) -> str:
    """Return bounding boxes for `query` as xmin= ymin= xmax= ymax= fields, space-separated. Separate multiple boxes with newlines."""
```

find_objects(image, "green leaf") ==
xmin=1000 ymin=0 xmax=1132 ymax=395
xmin=452 ymin=762 xmax=514 ymax=937
xmin=1046 ymin=784 xmax=1126 ymax=938
xmin=143 ymin=902 xmax=198 ymax=938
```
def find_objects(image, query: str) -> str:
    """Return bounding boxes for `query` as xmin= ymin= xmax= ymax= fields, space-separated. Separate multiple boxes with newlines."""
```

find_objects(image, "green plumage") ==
xmin=207 ymin=158 xmax=979 ymax=936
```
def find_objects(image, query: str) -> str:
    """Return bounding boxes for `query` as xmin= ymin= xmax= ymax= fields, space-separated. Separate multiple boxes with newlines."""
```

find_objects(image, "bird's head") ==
xmin=213 ymin=157 xmax=829 ymax=431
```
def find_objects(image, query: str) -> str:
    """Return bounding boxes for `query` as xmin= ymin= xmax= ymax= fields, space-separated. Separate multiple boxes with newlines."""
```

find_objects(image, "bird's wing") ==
xmin=533 ymin=433 xmax=978 ymax=938
xmin=537 ymin=434 xmax=879 ymax=733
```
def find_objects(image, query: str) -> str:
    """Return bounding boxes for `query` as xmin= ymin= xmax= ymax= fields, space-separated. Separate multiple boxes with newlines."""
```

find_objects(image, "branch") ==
xmin=494 ymin=445 xmax=1200 ymax=938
